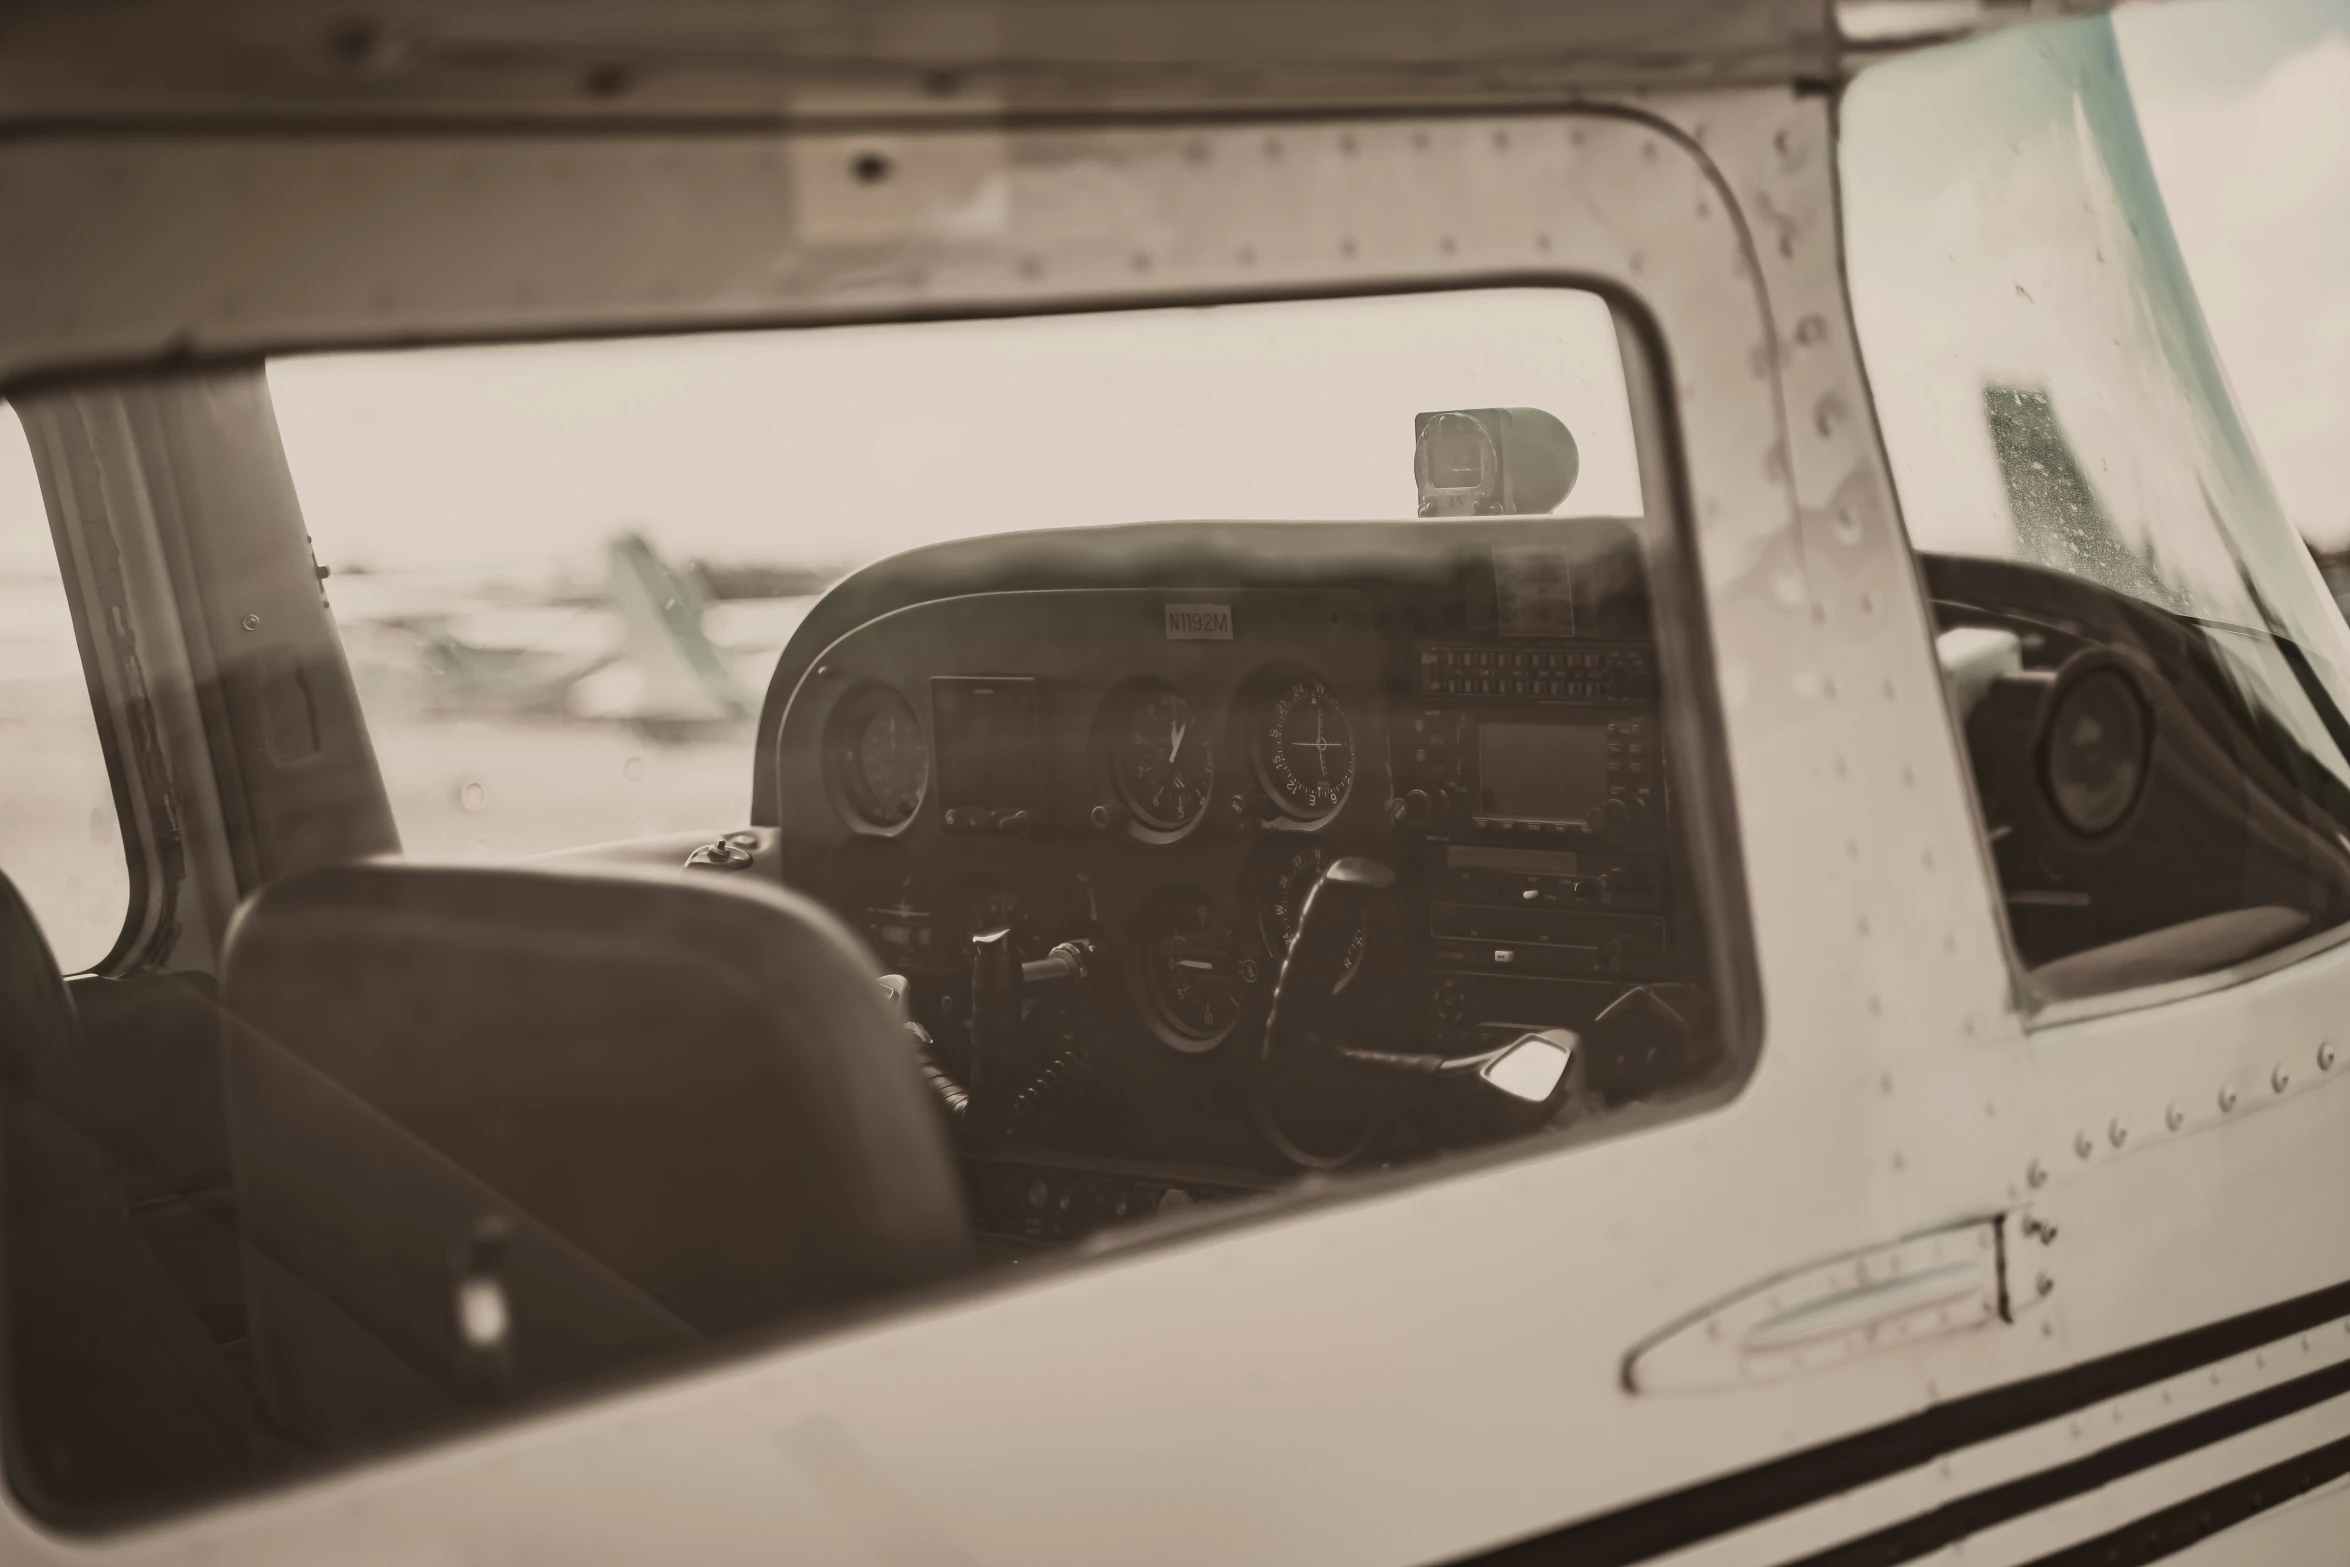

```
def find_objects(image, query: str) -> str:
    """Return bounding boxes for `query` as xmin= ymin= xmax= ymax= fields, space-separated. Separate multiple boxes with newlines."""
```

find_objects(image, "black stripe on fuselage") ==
xmin=1785 ymin=1350 xmax=2350 ymax=1566
xmin=1455 ymin=1273 xmax=2350 ymax=1566
xmin=2018 ymin=1427 xmax=2350 ymax=1566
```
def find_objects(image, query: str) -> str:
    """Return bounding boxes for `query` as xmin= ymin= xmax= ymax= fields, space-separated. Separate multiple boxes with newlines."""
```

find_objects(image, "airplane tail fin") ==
xmin=598 ymin=533 xmax=757 ymax=725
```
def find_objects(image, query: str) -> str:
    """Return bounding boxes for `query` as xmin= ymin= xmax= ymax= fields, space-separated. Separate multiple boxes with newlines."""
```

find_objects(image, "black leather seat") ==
xmin=219 ymin=859 xmax=971 ymax=1447
xmin=0 ymin=874 xmax=252 ymax=1519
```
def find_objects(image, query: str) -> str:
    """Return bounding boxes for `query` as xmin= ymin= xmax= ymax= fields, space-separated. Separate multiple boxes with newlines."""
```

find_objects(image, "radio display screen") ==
xmin=932 ymin=676 xmax=1043 ymax=809
xmin=1477 ymin=721 xmax=1610 ymax=825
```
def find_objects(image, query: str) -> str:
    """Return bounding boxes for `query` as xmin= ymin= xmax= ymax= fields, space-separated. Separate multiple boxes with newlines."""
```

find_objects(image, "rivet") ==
xmin=240 ymin=613 xmax=261 ymax=631
xmin=2027 ymin=1159 xmax=2048 ymax=1189
xmin=2165 ymin=1103 xmax=2184 ymax=1131
xmin=2107 ymin=1118 xmax=2127 ymax=1148
xmin=2219 ymin=1084 xmax=2238 ymax=1112
xmin=2073 ymin=1130 xmax=2094 ymax=1160
xmin=2322 ymin=1042 xmax=2338 ymax=1072
xmin=2273 ymin=1064 xmax=2292 ymax=1094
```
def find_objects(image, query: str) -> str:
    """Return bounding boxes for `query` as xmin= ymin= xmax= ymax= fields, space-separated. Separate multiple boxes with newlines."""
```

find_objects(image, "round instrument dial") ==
xmin=1135 ymin=888 xmax=1240 ymax=1048
xmin=1111 ymin=686 xmax=1214 ymax=832
xmin=831 ymin=687 xmax=928 ymax=829
xmin=1251 ymin=841 xmax=1367 ymax=981
xmin=1255 ymin=674 xmax=1355 ymax=819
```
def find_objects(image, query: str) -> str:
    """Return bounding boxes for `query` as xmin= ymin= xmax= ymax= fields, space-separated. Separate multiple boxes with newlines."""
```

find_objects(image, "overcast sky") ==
xmin=265 ymin=289 xmax=1640 ymax=581
xmin=2119 ymin=0 xmax=2350 ymax=546
xmin=1 ymin=0 xmax=2345 ymax=574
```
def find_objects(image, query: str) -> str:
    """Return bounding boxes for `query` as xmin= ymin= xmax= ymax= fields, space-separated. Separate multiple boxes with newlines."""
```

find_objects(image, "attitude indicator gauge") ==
xmin=1255 ymin=673 xmax=1356 ymax=819
xmin=1110 ymin=685 xmax=1215 ymax=832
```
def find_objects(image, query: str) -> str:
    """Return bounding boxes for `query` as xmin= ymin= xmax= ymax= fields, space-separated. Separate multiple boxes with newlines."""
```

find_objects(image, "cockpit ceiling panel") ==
xmin=0 ymin=0 xmax=2098 ymax=126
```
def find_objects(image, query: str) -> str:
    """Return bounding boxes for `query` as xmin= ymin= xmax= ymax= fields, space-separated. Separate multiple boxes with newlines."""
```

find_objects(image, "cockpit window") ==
xmin=5 ymin=283 xmax=1751 ymax=1525
xmin=1845 ymin=10 xmax=2350 ymax=1007
xmin=0 ymin=404 xmax=129 ymax=974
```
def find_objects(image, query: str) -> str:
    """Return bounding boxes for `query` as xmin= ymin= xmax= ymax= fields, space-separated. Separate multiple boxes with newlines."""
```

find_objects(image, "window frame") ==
xmin=12 ymin=398 xmax=168 ymax=976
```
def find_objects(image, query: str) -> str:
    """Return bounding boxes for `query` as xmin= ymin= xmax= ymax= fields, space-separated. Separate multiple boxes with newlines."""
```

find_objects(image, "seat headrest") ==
xmin=222 ymin=859 xmax=970 ymax=1339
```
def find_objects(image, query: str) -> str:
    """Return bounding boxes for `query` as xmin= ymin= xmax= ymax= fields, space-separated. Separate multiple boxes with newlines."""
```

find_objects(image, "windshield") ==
xmin=1846 ymin=6 xmax=2350 ymax=1003
xmin=1845 ymin=12 xmax=2350 ymax=757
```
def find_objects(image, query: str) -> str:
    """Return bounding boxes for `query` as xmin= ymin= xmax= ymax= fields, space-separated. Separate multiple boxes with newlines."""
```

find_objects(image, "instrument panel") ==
xmin=766 ymin=526 xmax=1719 ymax=1241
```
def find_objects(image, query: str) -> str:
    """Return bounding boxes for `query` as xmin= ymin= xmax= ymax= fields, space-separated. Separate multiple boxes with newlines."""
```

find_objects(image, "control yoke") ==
xmin=1266 ymin=856 xmax=1579 ymax=1115
xmin=881 ymin=933 xmax=1097 ymax=1145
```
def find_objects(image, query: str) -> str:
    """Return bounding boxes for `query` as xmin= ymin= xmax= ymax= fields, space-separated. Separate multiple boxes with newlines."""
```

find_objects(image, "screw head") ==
xmin=2273 ymin=1064 xmax=2292 ymax=1094
xmin=2037 ymin=1272 xmax=2055 ymax=1297
xmin=2027 ymin=1159 xmax=2048 ymax=1189
xmin=2220 ymin=1084 xmax=2239 ymax=1112
xmin=239 ymin=612 xmax=261 ymax=631
xmin=2108 ymin=1118 xmax=2127 ymax=1148
xmin=2166 ymin=1103 xmax=2184 ymax=1131
xmin=2074 ymin=1130 xmax=2095 ymax=1160
xmin=2321 ymin=1042 xmax=2338 ymax=1072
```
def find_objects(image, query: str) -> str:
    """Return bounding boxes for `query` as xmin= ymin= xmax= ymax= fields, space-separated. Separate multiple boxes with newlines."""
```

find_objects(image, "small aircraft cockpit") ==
xmin=761 ymin=501 xmax=1718 ymax=1243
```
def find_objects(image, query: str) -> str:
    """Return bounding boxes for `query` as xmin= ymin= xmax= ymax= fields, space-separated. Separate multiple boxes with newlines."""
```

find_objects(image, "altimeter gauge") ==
xmin=1111 ymin=685 xmax=1215 ymax=832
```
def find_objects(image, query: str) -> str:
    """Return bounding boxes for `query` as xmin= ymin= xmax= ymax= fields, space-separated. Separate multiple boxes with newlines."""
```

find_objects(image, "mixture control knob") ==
xmin=1596 ymin=797 xmax=1631 ymax=836
xmin=1601 ymin=862 xmax=1647 ymax=899
xmin=1433 ymin=976 xmax=1470 ymax=1022
xmin=1401 ymin=788 xmax=1432 ymax=828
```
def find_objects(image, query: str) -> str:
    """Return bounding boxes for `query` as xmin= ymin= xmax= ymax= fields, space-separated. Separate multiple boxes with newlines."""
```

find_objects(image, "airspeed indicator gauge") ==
xmin=827 ymin=685 xmax=928 ymax=832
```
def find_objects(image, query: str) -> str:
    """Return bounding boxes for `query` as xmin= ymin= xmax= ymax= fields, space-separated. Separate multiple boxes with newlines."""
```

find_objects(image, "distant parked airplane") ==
xmin=329 ymin=531 xmax=806 ymax=739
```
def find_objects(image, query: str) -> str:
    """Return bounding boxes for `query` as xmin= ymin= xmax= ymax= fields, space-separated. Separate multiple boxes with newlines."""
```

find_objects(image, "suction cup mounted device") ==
xmin=1413 ymin=407 xmax=1580 ymax=518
